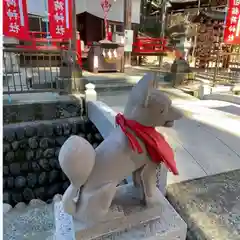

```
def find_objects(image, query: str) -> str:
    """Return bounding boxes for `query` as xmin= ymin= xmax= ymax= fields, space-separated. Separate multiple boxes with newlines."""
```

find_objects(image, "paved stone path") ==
xmin=98 ymin=89 xmax=240 ymax=184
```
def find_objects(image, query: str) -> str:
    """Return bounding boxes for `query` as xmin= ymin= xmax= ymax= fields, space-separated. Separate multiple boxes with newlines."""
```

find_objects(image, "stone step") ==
xmin=196 ymin=73 xmax=232 ymax=79
xmin=85 ymin=77 xmax=140 ymax=91
xmin=85 ymin=75 xmax=167 ymax=92
xmin=19 ymin=72 xmax=167 ymax=92
xmin=90 ymin=82 xmax=136 ymax=92
xmin=195 ymin=73 xmax=239 ymax=83
xmin=85 ymin=77 xmax=132 ymax=84
xmin=3 ymin=98 xmax=84 ymax=124
xmin=196 ymin=75 xmax=233 ymax=82
xmin=31 ymin=81 xmax=136 ymax=93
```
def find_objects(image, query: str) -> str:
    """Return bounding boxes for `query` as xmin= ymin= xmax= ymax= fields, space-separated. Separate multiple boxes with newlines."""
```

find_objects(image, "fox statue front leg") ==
xmin=73 ymin=182 xmax=123 ymax=225
xmin=139 ymin=162 xmax=162 ymax=207
xmin=132 ymin=167 xmax=143 ymax=187
xmin=62 ymin=184 xmax=79 ymax=215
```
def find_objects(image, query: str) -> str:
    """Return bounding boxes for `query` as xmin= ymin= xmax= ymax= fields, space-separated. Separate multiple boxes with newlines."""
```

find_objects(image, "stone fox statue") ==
xmin=58 ymin=73 xmax=183 ymax=225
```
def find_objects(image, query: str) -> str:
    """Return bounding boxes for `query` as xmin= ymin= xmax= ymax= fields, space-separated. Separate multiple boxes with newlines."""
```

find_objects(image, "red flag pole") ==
xmin=71 ymin=0 xmax=77 ymax=52
xmin=100 ymin=0 xmax=112 ymax=40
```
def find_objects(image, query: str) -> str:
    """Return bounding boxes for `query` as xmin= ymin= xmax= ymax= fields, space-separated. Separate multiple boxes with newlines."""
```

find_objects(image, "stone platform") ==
xmin=3 ymin=184 xmax=187 ymax=240
xmin=55 ymin=184 xmax=187 ymax=240
xmin=167 ymin=169 xmax=240 ymax=239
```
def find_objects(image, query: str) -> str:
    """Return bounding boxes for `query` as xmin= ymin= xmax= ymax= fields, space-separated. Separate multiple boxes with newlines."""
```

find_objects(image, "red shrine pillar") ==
xmin=76 ymin=31 xmax=82 ymax=67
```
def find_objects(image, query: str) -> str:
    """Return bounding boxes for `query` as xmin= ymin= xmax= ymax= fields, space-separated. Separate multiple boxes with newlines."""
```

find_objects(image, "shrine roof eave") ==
xmin=170 ymin=32 xmax=187 ymax=38
xmin=191 ymin=11 xmax=226 ymax=22
xmin=167 ymin=0 xmax=226 ymax=11
xmin=28 ymin=13 xmax=43 ymax=18
xmin=166 ymin=24 xmax=186 ymax=35
xmin=169 ymin=0 xmax=198 ymax=4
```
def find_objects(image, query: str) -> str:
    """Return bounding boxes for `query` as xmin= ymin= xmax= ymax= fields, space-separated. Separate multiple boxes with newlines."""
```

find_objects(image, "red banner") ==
xmin=3 ymin=0 xmax=30 ymax=40
xmin=224 ymin=0 xmax=240 ymax=44
xmin=48 ymin=0 xmax=72 ymax=39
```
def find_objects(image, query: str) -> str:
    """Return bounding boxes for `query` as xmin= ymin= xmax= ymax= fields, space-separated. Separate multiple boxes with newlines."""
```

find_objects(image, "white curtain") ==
xmin=27 ymin=0 xmax=46 ymax=16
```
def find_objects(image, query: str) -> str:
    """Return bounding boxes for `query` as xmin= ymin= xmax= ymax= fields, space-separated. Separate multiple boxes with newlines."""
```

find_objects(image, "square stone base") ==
xmin=55 ymin=183 xmax=187 ymax=240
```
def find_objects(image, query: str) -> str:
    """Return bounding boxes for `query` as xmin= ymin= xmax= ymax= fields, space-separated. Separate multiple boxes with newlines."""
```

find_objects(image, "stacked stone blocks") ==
xmin=3 ymin=115 xmax=103 ymax=206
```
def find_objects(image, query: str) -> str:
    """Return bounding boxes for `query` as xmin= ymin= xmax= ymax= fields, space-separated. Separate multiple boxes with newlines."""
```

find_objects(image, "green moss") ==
xmin=33 ymin=104 xmax=43 ymax=121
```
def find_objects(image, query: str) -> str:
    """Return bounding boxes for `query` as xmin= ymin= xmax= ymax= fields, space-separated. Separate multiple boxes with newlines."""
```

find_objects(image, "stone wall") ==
xmin=3 ymin=117 xmax=103 ymax=206
xmin=3 ymin=99 xmax=85 ymax=124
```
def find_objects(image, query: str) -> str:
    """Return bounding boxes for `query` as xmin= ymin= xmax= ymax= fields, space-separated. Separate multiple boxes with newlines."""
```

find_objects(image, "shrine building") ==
xmin=167 ymin=0 xmax=240 ymax=69
xmin=26 ymin=0 xmax=141 ymax=45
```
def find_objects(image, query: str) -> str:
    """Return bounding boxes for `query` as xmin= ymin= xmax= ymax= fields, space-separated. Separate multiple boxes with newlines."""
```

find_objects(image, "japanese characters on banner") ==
xmin=224 ymin=0 xmax=240 ymax=44
xmin=48 ymin=0 xmax=72 ymax=39
xmin=3 ymin=0 xmax=29 ymax=40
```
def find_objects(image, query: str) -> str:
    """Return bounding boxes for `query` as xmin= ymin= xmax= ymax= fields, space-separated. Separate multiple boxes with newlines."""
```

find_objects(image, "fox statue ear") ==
xmin=124 ymin=72 xmax=156 ymax=116
xmin=144 ymin=73 xmax=157 ymax=107
xmin=144 ymin=79 xmax=153 ymax=107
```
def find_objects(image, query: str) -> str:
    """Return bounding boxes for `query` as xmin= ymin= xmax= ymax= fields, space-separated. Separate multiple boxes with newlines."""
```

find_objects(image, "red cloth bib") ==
xmin=116 ymin=113 xmax=178 ymax=175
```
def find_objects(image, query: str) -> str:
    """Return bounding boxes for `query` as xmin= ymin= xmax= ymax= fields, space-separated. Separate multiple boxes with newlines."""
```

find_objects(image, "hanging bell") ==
xmin=108 ymin=50 xmax=112 ymax=59
xmin=102 ymin=49 xmax=106 ymax=57
xmin=113 ymin=49 xmax=117 ymax=58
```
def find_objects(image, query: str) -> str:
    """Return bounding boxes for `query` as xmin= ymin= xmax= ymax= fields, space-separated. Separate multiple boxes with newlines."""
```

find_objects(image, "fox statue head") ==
xmin=124 ymin=72 xmax=183 ymax=127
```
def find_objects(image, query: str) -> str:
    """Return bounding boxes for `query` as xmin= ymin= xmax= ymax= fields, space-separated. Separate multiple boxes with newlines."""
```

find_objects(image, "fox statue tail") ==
xmin=58 ymin=135 xmax=96 ymax=215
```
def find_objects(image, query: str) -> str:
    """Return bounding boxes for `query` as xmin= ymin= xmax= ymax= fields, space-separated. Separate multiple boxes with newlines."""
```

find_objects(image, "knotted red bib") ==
xmin=116 ymin=113 xmax=178 ymax=175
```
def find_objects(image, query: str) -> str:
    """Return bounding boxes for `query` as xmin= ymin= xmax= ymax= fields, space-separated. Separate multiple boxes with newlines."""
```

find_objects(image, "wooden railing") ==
xmin=14 ymin=31 xmax=82 ymax=67
xmin=132 ymin=37 xmax=167 ymax=55
xmin=132 ymin=37 xmax=184 ymax=58
xmin=16 ymin=31 xmax=69 ymax=51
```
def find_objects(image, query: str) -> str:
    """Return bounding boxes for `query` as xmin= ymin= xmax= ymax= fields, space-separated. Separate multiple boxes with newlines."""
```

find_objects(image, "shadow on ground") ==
xmin=211 ymin=105 xmax=240 ymax=117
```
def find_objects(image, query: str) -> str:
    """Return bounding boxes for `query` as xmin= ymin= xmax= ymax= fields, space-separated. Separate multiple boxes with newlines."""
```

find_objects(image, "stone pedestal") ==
xmin=198 ymin=84 xmax=212 ymax=99
xmin=56 ymin=64 xmax=84 ymax=93
xmin=54 ymin=184 xmax=187 ymax=240
xmin=55 ymin=77 xmax=86 ymax=93
xmin=170 ymin=58 xmax=191 ymax=87
xmin=232 ymin=84 xmax=240 ymax=95
xmin=59 ymin=66 xmax=73 ymax=78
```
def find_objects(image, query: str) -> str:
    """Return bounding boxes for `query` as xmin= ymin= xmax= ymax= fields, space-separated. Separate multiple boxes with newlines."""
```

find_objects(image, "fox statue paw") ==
xmin=145 ymin=188 xmax=163 ymax=208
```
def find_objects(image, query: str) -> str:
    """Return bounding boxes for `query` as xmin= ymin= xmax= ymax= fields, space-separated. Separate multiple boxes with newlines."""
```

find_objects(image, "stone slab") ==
xmin=55 ymin=184 xmax=187 ymax=240
xmin=167 ymin=169 xmax=240 ymax=240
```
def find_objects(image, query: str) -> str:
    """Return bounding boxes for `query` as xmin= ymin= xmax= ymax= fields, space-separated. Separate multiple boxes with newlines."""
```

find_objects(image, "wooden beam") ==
xmin=124 ymin=0 xmax=132 ymax=67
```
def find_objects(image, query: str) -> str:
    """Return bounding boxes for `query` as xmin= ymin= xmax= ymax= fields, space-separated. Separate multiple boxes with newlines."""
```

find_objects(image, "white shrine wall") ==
xmin=27 ymin=0 xmax=141 ymax=23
